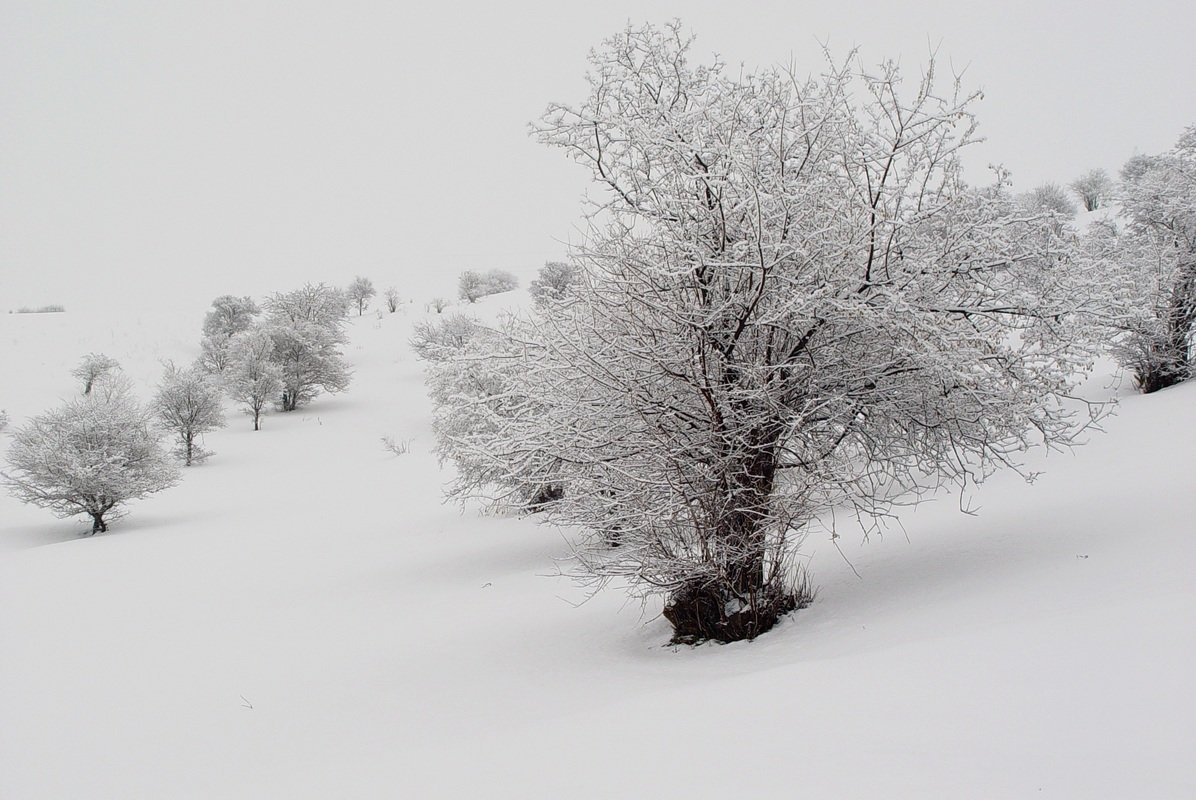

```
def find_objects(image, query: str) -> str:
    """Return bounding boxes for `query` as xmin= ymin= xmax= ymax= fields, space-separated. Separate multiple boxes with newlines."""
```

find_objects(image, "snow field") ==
xmin=1 ymin=295 xmax=1193 ymax=798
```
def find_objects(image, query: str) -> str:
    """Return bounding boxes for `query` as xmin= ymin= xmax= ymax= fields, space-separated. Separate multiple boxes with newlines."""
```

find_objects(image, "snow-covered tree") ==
xmin=1095 ymin=128 xmax=1196 ymax=392
xmin=198 ymin=295 xmax=260 ymax=375
xmin=529 ymin=261 xmax=578 ymax=305
xmin=347 ymin=276 xmax=377 ymax=316
xmin=458 ymin=271 xmax=485 ymax=303
xmin=1070 ymin=169 xmax=1113 ymax=212
xmin=153 ymin=363 xmax=226 ymax=465
xmin=420 ymin=315 xmax=562 ymax=511
xmin=72 ymin=353 xmax=121 ymax=395
xmin=1023 ymin=182 xmax=1078 ymax=218
xmin=225 ymin=327 xmax=283 ymax=430
xmin=385 ymin=286 xmax=401 ymax=313
xmin=410 ymin=313 xmax=481 ymax=361
xmin=460 ymin=24 xmax=1113 ymax=643
xmin=429 ymin=297 xmax=450 ymax=314
xmin=458 ymin=270 xmax=518 ymax=303
xmin=202 ymin=295 xmax=260 ymax=340
xmin=197 ymin=334 xmax=232 ymax=375
xmin=3 ymin=387 xmax=179 ymax=533
xmin=263 ymin=284 xmax=351 ymax=411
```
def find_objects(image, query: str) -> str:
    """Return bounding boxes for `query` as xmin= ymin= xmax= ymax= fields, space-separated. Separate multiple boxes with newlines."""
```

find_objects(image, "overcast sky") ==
xmin=3 ymin=0 xmax=1194 ymax=314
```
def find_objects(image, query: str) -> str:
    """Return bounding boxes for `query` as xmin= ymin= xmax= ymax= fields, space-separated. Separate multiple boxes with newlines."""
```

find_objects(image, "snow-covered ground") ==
xmin=1 ymin=294 xmax=1193 ymax=798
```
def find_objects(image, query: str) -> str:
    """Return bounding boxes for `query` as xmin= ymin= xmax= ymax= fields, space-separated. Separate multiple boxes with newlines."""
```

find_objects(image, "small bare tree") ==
xmin=347 ymin=276 xmax=377 ymax=316
xmin=385 ymin=286 xmax=401 ymax=313
xmin=153 ymin=363 xmax=226 ymax=465
xmin=225 ymin=327 xmax=283 ymax=430
xmin=71 ymin=353 xmax=121 ymax=395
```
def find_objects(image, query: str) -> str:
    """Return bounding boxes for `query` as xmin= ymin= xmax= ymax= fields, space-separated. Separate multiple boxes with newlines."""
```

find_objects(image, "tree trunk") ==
xmin=253 ymin=408 xmax=261 ymax=431
xmin=184 ymin=432 xmax=194 ymax=466
xmin=663 ymin=424 xmax=798 ymax=643
xmin=90 ymin=513 xmax=107 ymax=534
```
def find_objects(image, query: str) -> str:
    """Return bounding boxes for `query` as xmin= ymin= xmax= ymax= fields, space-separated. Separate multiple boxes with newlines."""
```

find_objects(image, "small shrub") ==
xmin=1070 ymin=169 xmax=1113 ymax=212
xmin=381 ymin=435 xmax=412 ymax=456
xmin=529 ymin=261 xmax=578 ymax=304
xmin=1023 ymin=183 xmax=1078 ymax=217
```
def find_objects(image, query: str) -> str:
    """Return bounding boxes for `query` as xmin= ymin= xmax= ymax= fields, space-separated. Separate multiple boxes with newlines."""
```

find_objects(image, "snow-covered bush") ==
xmin=385 ymin=286 xmax=401 ymax=313
xmin=428 ymin=297 xmax=450 ymax=314
xmin=479 ymin=23 xmax=1115 ymax=643
xmin=422 ymin=315 xmax=562 ymax=511
xmin=3 ymin=387 xmax=179 ymax=533
xmin=529 ymin=261 xmax=578 ymax=305
xmin=153 ymin=363 xmax=226 ymax=465
xmin=0 ymin=409 xmax=8 ymax=432
xmin=225 ymin=327 xmax=283 ymax=430
xmin=71 ymin=353 xmax=121 ymax=395
xmin=458 ymin=269 xmax=519 ymax=303
xmin=263 ymin=284 xmax=352 ymax=411
xmin=1071 ymin=169 xmax=1113 ymax=212
xmin=1089 ymin=128 xmax=1196 ymax=393
xmin=410 ymin=313 xmax=480 ymax=362
xmin=347 ymin=276 xmax=376 ymax=316
xmin=1023 ymin=182 xmax=1078 ymax=217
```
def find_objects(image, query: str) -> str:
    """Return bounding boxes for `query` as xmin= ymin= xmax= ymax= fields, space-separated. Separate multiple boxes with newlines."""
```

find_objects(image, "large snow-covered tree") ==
xmin=263 ymin=284 xmax=352 ymax=411
xmin=153 ymin=363 xmax=226 ymax=465
xmin=3 ymin=387 xmax=179 ymax=533
xmin=440 ymin=24 xmax=1111 ymax=643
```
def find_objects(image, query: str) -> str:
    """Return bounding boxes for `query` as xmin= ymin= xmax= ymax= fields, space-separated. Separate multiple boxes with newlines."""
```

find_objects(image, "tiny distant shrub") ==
xmin=1070 ymin=169 xmax=1113 ymax=212
xmin=14 ymin=305 xmax=65 ymax=314
xmin=429 ymin=297 xmax=450 ymax=314
xmin=385 ymin=286 xmax=401 ymax=313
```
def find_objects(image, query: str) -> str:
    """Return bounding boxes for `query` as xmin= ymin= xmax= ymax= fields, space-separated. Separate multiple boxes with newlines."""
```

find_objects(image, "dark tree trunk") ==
xmin=663 ymin=424 xmax=802 ymax=644
xmin=184 ymin=432 xmax=194 ymax=466
xmin=90 ymin=513 xmax=107 ymax=534
xmin=526 ymin=483 xmax=564 ymax=512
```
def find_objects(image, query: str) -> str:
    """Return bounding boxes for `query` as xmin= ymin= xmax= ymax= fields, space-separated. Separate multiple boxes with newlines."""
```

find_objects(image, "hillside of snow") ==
xmin=2 ymin=294 xmax=1194 ymax=798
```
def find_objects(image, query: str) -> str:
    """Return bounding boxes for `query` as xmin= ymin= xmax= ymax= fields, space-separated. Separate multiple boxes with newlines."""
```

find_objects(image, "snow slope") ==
xmin=1 ymin=295 xmax=1193 ymax=798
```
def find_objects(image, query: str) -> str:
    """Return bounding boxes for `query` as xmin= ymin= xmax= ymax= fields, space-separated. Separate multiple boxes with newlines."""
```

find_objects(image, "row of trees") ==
xmin=2 ymin=283 xmax=358 ymax=534
xmin=421 ymin=24 xmax=1195 ymax=644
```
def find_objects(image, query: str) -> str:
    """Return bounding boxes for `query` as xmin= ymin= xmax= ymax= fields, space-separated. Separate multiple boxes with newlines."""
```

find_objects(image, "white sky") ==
xmin=3 ymin=0 xmax=1194 ymax=314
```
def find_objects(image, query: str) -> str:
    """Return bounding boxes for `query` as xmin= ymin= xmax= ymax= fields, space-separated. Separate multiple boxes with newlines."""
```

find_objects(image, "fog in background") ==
xmin=3 ymin=0 xmax=1194 ymax=316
